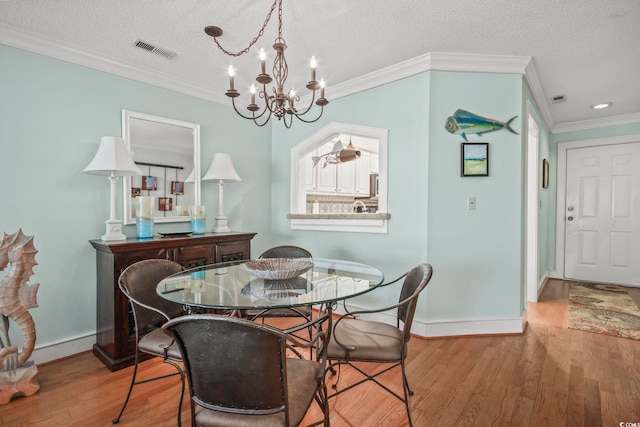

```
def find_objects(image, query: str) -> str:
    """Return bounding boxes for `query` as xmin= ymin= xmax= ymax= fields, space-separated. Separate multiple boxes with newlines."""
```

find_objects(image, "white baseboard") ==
xmin=29 ymin=334 xmax=96 ymax=365
xmin=335 ymin=303 xmax=526 ymax=338
xmin=413 ymin=316 xmax=526 ymax=337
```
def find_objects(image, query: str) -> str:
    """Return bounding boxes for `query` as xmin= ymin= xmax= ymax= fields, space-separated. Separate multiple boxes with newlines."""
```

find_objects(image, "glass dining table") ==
xmin=156 ymin=258 xmax=384 ymax=315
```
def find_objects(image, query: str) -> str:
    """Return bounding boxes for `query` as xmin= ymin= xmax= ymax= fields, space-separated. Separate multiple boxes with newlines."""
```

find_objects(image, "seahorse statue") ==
xmin=0 ymin=230 xmax=40 ymax=372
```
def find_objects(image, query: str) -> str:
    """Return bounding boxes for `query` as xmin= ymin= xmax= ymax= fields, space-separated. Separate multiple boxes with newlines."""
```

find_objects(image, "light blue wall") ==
xmin=269 ymin=74 xmax=431 ymax=310
xmin=427 ymin=71 xmax=525 ymax=319
xmin=270 ymin=70 xmax=527 ymax=325
xmin=0 ymin=45 xmax=272 ymax=349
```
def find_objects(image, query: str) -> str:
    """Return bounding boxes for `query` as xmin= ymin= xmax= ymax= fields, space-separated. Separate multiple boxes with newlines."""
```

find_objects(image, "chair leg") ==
xmin=328 ymin=360 xmax=413 ymax=426
xmin=399 ymin=359 xmax=413 ymax=427
xmin=113 ymin=351 xmax=185 ymax=426
xmin=112 ymin=351 xmax=141 ymax=424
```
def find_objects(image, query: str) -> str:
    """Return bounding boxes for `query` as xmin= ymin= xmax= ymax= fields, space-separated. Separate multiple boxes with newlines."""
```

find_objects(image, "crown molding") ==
xmin=327 ymin=52 xmax=532 ymax=100
xmin=552 ymin=112 xmax=640 ymax=133
xmin=3 ymin=24 xmax=637 ymax=134
xmin=0 ymin=24 xmax=226 ymax=104
xmin=524 ymin=59 xmax=555 ymax=131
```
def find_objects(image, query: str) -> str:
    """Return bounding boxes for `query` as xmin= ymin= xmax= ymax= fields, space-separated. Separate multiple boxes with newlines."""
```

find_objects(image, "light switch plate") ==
xmin=467 ymin=196 xmax=477 ymax=210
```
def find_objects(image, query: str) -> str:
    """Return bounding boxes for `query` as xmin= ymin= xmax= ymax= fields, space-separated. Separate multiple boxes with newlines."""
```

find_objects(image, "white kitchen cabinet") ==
xmin=305 ymin=148 xmax=317 ymax=191
xmin=307 ymin=142 xmax=376 ymax=196
xmin=315 ymin=143 xmax=338 ymax=193
xmin=370 ymin=153 xmax=379 ymax=173
xmin=355 ymin=151 xmax=371 ymax=195
xmin=337 ymin=159 xmax=355 ymax=194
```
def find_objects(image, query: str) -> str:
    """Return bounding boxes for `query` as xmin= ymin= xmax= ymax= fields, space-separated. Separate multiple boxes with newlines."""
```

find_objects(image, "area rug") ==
xmin=568 ymin=282 xmax=640 ymax=340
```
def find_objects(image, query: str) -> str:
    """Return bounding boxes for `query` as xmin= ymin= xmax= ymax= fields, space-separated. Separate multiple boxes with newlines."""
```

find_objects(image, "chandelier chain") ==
xmin=212 ymin=0 xmax=281 ymax=58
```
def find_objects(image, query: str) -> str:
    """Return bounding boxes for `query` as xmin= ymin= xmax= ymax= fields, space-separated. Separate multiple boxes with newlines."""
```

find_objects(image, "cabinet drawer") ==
xmin=175 ymin=245 xmax=213 ymax=268
xmin=216 ymin=241 xmax=250 ymax=262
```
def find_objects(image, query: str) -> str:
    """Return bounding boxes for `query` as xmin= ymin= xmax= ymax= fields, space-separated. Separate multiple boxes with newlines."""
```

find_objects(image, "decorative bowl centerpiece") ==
xmin=241 ymin=258 xmax=314 ymax=280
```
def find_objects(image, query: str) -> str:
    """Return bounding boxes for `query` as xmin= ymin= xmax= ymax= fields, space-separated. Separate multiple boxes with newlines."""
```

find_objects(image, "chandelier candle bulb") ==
xmin=228 ymin=65 xmax=235 ymax=90
xmin=310 ymin=56 xmax=317 ymax=82
xmin=259 ymin=48 xmax=267 ymax=74
xmin=250 ymin=85 xmax=256 ymax=105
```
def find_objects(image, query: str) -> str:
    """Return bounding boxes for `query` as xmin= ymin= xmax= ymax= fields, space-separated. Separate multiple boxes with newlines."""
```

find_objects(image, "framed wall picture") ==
xmin=171 ymin=181 xmax=184 ymax=195
xmin=158 ymin=197 xmax=173 ymax=211
xmin=542 ymin=158 xmax=549 ymax=188
xmin=461 ymin=143 xmax=489 ymax=177
xmin=141 ymin=175 xmax=158 ymax=191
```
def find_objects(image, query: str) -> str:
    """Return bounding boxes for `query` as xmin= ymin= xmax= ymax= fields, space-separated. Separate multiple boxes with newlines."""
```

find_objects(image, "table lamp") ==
xmin=83 ymin=136 xmax=142 ymax=241
xmin=202 ymin=153 xmax=241 ymax=232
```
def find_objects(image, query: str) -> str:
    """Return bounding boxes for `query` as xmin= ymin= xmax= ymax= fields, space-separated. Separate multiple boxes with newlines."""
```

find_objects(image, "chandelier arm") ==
xmin=292 ymin=106 xmax=325 ymax=124
xmin=212 ymin=0 xmax=281 ymax=57
xmin=283 ymin=113 xmax=293 ymax=129
xmin=230 ymin=97 xmax=264 ymax=121
xmin=289 ymin=91 xmax=317 ymax=117
xmin=230 ymin=98 xmax=272 ymax=127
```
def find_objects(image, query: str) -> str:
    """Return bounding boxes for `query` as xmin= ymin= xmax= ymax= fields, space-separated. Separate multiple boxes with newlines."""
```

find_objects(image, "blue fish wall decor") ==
xmin=445 ymin=109 xmax=519 ymax=141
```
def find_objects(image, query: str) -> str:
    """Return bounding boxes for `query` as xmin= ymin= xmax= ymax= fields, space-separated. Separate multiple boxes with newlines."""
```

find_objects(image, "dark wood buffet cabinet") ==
xmin=90 ymin=231 xmax=256 ymax=371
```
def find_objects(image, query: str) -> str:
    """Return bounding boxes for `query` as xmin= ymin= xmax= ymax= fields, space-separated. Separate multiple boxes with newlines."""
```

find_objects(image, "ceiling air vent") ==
xmin=133 ymin=39 xmax=176 ymax=59
xmin=551 ymin=94 xmax=567 ymax=104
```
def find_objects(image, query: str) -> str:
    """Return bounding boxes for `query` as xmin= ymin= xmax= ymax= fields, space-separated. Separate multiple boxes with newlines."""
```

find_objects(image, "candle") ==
xmin=228 ymin=65 xmax=235 ymax=90
xmin=320 ymin=79 xmax=325 ymax=98
xmin=250 ymin=84 xmax=256 ymax=104
xmin=259 ymin=48 xmax=267 ymax=74
xmin=288 ymin=89 xmax=296 ymax=110
xmin=310 ymin=56 xmax=317 ymax=82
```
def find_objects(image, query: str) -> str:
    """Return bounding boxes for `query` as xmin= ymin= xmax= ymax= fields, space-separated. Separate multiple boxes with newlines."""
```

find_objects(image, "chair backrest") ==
xmin=397 ymin=263 xmax=433 ymax=342
xmin=118 ymin=259 xmax=185 ymax=332
xmin=163 ymin=314 xmax=291 ymax=416
xmin=259 ymin=245 xmax=312 ymax=259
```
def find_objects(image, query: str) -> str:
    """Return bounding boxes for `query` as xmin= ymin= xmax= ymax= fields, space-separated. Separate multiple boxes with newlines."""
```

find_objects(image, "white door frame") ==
xmin=525 ymin=101 xmax=541 ymax=303
xmin=552 ymin=133 xmax=640 ymax=279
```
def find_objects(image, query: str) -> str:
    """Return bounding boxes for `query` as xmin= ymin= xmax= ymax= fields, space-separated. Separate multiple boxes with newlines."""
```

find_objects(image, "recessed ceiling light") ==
xmin=591 ymin=102 xmax=612 ymax=110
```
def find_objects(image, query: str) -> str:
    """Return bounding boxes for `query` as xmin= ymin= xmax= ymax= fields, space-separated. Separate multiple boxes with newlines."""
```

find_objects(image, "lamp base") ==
xmin=213 ymin=216 xmax=231 ymax=233
xmin=102 ymin=219 xmax=127 ymax=241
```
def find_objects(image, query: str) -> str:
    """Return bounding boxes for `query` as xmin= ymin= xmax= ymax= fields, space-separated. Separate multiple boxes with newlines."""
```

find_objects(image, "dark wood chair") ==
xmin=113 ymin=259 xmax=186 ymax=426
xmin=163 ymin=313 xmax=329 ymax=427
xmin=326 ymin=263 xmax=433 ymax=427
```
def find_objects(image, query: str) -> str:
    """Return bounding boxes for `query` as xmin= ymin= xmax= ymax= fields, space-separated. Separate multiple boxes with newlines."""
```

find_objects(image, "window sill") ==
xmin=287 ymin=213 xmax=390 ymax=233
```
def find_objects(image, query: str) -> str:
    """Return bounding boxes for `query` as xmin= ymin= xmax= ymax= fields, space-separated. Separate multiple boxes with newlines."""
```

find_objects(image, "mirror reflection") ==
xmin=122 ymin=110 xmax=201 ymax=225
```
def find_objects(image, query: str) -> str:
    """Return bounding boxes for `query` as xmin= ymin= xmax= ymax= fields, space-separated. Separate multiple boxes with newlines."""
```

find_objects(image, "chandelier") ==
xmin=205 ymin=0 xmax=328 ymax=128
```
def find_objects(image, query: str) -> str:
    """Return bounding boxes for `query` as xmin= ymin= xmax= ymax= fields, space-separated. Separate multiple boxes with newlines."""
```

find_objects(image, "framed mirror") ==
xmin=121 ymin=110 xmax=201 ymax=225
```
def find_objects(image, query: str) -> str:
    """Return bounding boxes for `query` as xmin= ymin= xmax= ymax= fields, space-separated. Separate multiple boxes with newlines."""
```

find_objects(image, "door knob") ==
xmin=567 ymin=206 xmax=574 ymax=212
xmin=567 ymin=216 xmax=574 ymax=221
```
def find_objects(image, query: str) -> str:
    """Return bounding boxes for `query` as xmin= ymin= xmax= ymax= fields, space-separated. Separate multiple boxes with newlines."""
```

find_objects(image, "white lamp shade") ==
xmin=83 ymin=136 xmax=143 ymax=176
xmin=202 ymin=153 xmax=241 ymax=182
xmin=184 ymin=168 xmax=195 ymax=183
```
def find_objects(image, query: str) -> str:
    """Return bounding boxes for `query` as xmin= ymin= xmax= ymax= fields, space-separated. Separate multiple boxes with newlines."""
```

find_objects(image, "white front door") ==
xmin=564 ymin=142 xmax=640 ymax=286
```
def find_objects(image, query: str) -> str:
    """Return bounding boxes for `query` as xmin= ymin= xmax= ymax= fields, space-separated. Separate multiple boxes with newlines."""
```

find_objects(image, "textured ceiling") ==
xmin=1 ymin=0 xmax=639 ymax=131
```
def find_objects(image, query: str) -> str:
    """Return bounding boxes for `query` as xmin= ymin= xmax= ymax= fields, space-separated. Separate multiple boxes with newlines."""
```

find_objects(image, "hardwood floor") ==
xmin=1 ymin=279 xmax=639 ymax=426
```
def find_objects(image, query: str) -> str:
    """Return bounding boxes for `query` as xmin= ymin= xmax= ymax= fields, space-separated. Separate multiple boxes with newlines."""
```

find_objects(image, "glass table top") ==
xmin=156 ymin=258 xmax=384 ymax=310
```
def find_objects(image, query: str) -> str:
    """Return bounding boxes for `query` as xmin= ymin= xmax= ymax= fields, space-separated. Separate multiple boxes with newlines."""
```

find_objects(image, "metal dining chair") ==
xmin=163 ymin=313 xmax=329 ymax=427
xmin=326 ymin=263 xmax=433 ymax=427
xmin=113 ymin=259 xmax=187 ymax=426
